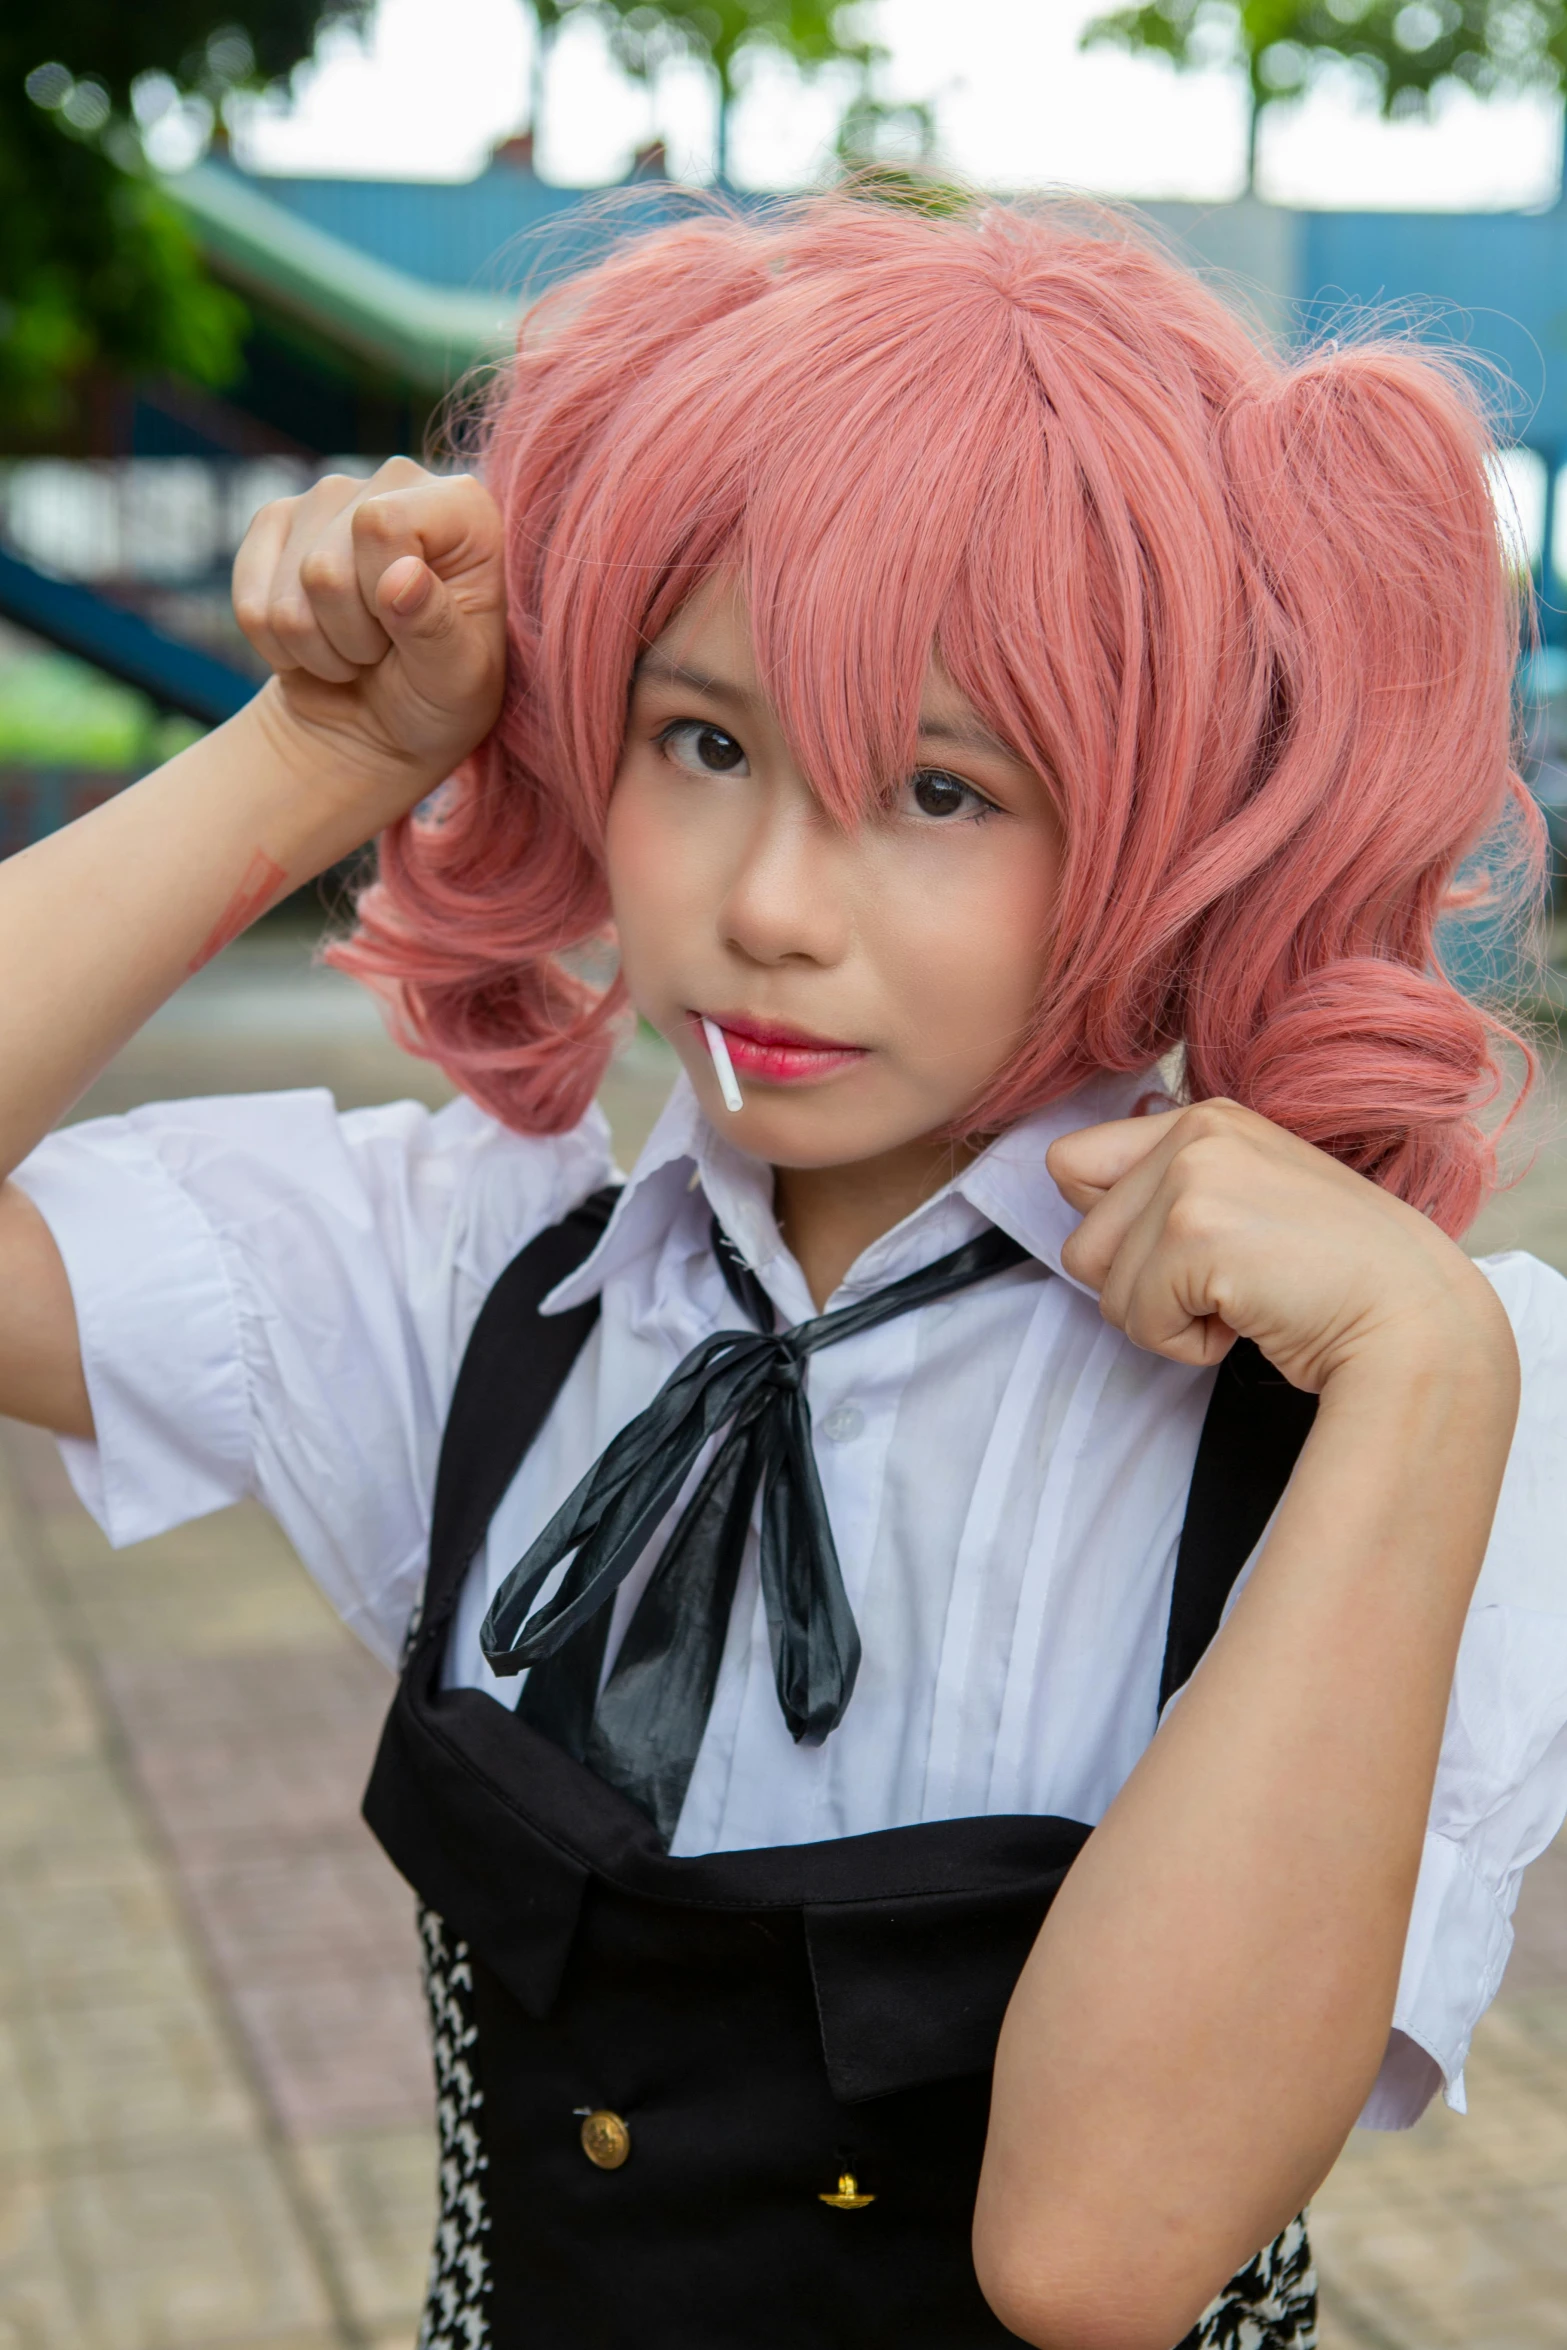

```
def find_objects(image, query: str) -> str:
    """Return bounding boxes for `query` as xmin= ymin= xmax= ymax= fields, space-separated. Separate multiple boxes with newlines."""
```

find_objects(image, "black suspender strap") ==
xmin=1157 ymin=1337 xmax=1318 ymax=1713
xmin=422 ymin=1186 xmax=621 ymax=1627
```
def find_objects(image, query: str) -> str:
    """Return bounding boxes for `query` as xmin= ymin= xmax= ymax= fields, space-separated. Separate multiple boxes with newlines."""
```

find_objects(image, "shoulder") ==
xmin=31 ymin=1084 xmax=616 ymax=1260
xmin=1472 ymin=1247 xmax=1567 ymax=1350
xmin=9 ymin=1087 xmax=625 ymax=1621
xmin=17 ymin=1085 xmax=621 ymax=1402
xmin=1470 ymin=1251 xmax=1567 ymax=1614
xmin=330 ymin=1092 xmax=618 ymax=1286
xmin=1390 ymin=1251 xmax=1567 ymax=2117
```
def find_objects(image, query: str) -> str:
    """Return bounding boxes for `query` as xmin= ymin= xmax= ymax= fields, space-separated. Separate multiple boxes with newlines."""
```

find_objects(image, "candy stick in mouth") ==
xmin=700 ymin=1017 xmax=744 ymax=1114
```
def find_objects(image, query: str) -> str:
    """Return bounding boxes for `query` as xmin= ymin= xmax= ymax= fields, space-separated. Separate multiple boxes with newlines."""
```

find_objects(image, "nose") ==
xmin=718 ymin=780 xmax=852 ymax=970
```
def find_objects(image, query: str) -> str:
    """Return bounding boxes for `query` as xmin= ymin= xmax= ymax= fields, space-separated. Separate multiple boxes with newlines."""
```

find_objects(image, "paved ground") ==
xmin=0 ymin=917 xmax=1564 ymax=2348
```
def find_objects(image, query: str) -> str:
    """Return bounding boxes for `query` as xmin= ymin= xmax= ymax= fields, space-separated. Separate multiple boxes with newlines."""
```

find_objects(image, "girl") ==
xmin=0 ymin=195 xmax=1563 ymax=2350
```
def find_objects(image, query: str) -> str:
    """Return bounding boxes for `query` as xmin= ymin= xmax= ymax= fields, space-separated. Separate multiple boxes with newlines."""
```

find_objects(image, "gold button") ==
xmin=579 ymin=2109 xmax=631 ymax=2170
xmin=819 ymin=2168 xmax=875 ymax=2210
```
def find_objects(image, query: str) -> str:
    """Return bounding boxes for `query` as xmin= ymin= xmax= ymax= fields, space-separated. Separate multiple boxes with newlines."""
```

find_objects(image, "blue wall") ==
xmin=254 ymin=171 xmax=1567 ymax=452
xmin=253 ymin=162 xmax=695 ymax=294
xmin=1301 ymin=209 xmax=1567 ymax=449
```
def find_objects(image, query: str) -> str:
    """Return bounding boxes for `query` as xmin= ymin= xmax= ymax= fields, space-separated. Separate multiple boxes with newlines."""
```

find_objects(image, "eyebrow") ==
xmin=632 ymin=648 xmax=1023 ymax=765
xmin=631 ymin=650 xmax=757 ymax=708
xmin=918 ymin=715 xmax=1019 ymax=760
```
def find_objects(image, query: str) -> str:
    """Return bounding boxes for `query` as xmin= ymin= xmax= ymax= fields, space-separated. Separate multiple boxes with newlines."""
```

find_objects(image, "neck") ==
xmin=773 ymin=1133 xmax=985 ymax=1311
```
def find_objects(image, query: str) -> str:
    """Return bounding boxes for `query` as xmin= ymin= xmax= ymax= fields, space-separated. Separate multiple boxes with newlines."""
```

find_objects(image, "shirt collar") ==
xmin=954 ymin=1064 xmax=1166 ymax=1297
xmin=543 ymin=1062 xmax=1169 ymax=1319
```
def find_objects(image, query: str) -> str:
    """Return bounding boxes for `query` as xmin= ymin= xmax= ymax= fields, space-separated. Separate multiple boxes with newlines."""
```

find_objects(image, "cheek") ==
xmin=604 ymin=770 xmax=691 ymax=974
xmin=870 ymin=832 xmax=1057 ymax=1066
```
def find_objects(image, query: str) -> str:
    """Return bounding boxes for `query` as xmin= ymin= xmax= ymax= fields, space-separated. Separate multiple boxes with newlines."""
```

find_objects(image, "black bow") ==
xmin=480 ymin=1218 xmax=1030 ymax=1841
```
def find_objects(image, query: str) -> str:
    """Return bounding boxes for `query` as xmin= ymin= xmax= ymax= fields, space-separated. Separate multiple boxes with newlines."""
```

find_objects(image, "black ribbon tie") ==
xmin=480 ymin=1218 xmax=1031 ymax=1843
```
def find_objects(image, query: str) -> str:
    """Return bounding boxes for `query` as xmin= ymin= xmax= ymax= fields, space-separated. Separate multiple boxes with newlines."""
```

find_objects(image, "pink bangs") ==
xmin=332 ymin=194 xmax=1542 ymax=1235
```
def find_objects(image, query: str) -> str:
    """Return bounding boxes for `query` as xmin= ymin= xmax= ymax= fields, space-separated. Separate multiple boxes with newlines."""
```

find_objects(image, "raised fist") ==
xmin=233 ymin=455 xmax=508 ymax=805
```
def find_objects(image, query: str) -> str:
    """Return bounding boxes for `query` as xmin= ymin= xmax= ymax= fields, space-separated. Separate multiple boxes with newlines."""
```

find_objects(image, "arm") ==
xmin=972 ymin=1101 xmax=1518 ymax=2350
xmin=0 ymin=459 xmax=507 ymax=1438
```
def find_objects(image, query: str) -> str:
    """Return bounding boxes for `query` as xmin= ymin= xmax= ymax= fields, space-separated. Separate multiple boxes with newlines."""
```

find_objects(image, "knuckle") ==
xmin=234 ymin=501 xmax=290 ymax=568
xmin=1167 ymin=1131 xmax=1239 ymax=1193
xmin=298 ymin=546 xmax=353 ymax=599
xmin=351 ymin=495 xmax=400 ymax=544
xmin=247 ymin=494 xmax=291 ymax=535
xmin=1178 ymin=1099 xmax=1239 ymax=1143
xmin=268 ymin=594 xmax=317 ymax=648
xmin=1163 ymin=1191 xmax=1218 ymax=1246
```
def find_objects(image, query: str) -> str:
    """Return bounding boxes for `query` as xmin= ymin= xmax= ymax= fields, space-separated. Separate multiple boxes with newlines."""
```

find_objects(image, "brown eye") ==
xmin=913 ymin=771 xmax=964 ymax=817
xmin=910 ymin=768 xmax=992 ymax=820
xmin=662 ymin=721 xmax=749 ymax=777
xmin=697 ymin=728 xmax=744 ymax=771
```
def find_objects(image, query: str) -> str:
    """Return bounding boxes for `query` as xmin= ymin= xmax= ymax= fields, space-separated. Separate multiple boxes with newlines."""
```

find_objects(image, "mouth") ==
xmin=689 ymin=1010 xmax=870 ymax=1086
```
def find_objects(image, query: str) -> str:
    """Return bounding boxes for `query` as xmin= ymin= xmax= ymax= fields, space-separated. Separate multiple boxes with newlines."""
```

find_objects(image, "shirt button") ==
xmin=579 ymin=2110 xmax=631 ymax=2169
xmin=820 ymin=1403 xmax=864 ymax=1444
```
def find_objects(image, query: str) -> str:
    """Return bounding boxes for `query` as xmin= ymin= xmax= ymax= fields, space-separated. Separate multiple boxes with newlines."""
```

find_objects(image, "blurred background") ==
xmin=4 ymin=6 xmax=1567 ymax=2346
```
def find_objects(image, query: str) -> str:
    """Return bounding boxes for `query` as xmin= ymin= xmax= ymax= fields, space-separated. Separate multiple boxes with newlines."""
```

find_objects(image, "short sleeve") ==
xmin=12 ymin=1088 xmax=615 ymax=1666
xmin=1359 ymin=1248 xmax=1567 ymax=2128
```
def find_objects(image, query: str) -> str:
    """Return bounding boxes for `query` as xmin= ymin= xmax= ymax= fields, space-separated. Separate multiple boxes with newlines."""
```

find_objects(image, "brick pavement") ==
xmin=0 ymin=1415 xmax=425 ymax=2350
xmin=0 ymin=920 xmax=1563 ymax=2348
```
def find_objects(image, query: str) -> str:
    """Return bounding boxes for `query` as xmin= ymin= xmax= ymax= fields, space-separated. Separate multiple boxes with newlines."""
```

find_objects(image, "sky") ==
xmin=214 ymin=0 xmax=1566 ymax=210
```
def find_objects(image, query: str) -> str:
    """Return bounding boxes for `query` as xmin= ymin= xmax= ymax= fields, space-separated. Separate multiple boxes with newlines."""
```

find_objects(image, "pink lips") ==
xmin=691 ymin=1012 xmax=868 ymax=1086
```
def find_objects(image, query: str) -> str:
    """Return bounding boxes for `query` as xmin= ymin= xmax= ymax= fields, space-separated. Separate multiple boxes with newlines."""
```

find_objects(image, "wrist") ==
xmin=237 ymin=680 xmax=445 ymax=862
xmin=1317 ymin=1279 xmax=1519 ymax=1449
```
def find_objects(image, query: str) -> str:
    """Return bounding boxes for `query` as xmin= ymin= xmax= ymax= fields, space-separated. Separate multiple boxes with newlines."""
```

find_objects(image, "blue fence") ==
xmin=0 ymin=547 xmax=258 ymax=728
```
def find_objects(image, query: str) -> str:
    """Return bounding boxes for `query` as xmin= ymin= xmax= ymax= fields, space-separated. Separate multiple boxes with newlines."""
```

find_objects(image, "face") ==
xmin=604 ymin=576 xmax=1065 ymax=1174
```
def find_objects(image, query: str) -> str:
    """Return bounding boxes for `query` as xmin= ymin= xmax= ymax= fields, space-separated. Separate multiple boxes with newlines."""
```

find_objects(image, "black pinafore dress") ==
xmin=364 ymin=1192 xmax=1322 ymax=2350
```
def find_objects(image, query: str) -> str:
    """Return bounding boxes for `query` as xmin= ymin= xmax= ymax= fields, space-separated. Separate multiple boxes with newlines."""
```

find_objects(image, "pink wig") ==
xmin=333 ymin=194 xmax=1542 ymax=1235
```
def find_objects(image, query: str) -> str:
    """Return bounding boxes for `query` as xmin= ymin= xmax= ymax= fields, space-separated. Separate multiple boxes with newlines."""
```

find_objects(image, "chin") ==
xmin=725 ymin=1095 xmax=943 ymax=1170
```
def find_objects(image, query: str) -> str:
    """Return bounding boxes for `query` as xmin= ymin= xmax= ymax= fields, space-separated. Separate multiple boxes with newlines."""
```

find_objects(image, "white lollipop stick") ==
xmin=700 ymin=1017 xmax=744 ymax=1114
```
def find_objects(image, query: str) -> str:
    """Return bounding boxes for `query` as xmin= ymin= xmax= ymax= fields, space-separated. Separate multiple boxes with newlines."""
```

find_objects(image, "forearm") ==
xmin=0 ymin=683 xmax=416 ymax=1183
xmin=974 ymin=1311 xmax=1518 ymax=2350
xmin=0 ymin=464 xmax=504 ymax=1439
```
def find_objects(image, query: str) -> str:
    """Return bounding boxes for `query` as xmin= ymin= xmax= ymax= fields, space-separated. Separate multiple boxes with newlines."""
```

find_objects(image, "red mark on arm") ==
xmin=187 ymin=849 xmax=288 ymax=974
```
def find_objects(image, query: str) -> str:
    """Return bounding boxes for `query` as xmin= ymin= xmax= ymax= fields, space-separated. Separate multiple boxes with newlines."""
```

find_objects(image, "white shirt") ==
xmin=17 ymin=1068 xmax=1567 ymax=2133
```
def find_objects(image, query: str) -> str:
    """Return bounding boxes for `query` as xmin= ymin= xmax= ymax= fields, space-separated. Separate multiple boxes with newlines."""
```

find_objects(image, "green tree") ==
xmin=1081 ymin=0 xmax=1567 ymax=194
xmin=2 ymin=6 xmax=364 ymax=432
xmin=596 ymin=0 xmax=875 ymax=184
